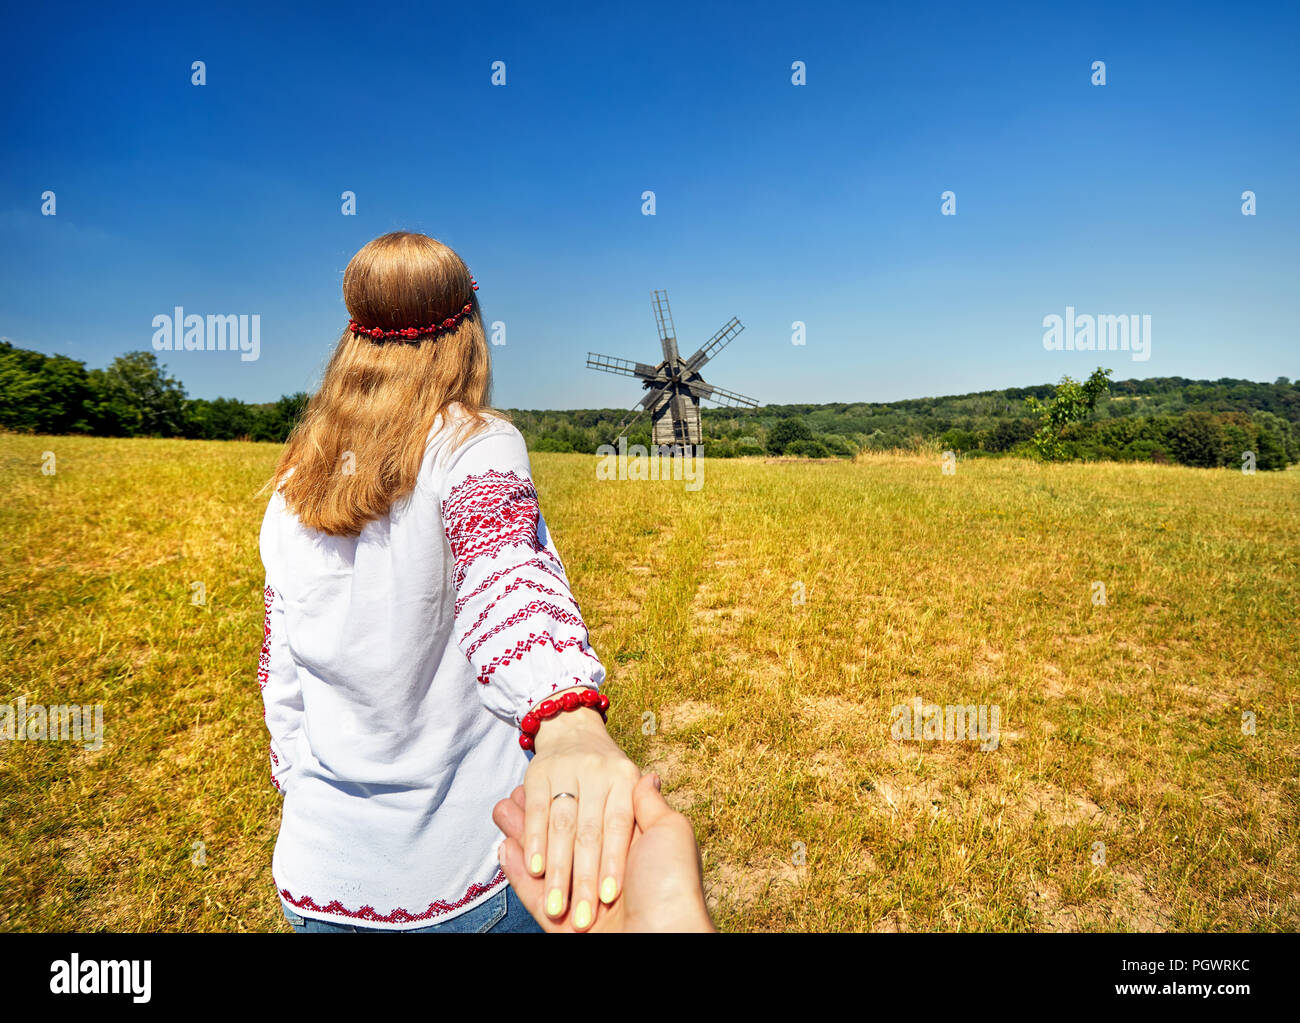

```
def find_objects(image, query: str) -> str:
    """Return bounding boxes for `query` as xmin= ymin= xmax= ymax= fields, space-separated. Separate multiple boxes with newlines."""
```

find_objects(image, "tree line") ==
xmin=1 ymin=340 xmax=1296 ymax=469
xmin=0 ymin=343 xmax=306 ymax=441
xmin=511 ymin=370 xmax=1299 ymax=468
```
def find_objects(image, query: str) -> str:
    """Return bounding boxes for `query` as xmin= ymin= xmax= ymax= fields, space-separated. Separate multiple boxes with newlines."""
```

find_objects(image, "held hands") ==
xmin=495 ymin=773 xmax=715 ymax=933
xmin=518 ymin=688 xmax=641 ymax=931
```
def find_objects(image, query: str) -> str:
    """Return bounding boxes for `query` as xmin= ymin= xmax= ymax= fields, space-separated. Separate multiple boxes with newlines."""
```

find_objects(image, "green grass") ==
xmin=1 ymin=434 xmax=1296 ymax=931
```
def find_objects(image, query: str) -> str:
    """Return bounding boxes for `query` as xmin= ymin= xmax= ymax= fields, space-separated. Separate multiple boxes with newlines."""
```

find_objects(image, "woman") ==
xmin=258 ymin=231 xmax=638 ymax=932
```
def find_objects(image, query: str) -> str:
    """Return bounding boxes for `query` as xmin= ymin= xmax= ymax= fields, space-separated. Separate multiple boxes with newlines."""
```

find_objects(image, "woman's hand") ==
xmin=521 ymin=688 xmax=640 ymax=931
xmin=495 ymin=774 xmax=715 ymax=933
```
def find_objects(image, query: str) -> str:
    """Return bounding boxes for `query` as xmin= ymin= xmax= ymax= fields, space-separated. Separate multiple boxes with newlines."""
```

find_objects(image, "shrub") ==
xmin=766 ymin=418 xmax=813 ymax=454
xmin=785 ymin=437 xmax=832 ymax=458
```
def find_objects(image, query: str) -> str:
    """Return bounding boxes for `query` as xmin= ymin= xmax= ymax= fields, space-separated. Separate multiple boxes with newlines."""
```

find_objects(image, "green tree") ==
xmin=185 ymin=397 xmax=256 ymax=440
xmin=87 ymin=351 xmax=188 ymax=436
xmin=786 ymin=437 xmax=831 ymax=458
xmin=766 ymin=418 xmax=812 ymax=455
xmin=938 ymin=427 xmax=978 ymax=453
xmin=985 ymin=417 xmax=1035 ymax=452
xmin=1252 ymin=411 xmax=1294 ymax=470
xmin=251 ymin=392 xmax=310 ymax=442
xmin=1169 ymin=410 xmax=1226 ymax=468
xmin=0 ymin=343 xmax=45 ymax=432
xmin=0 ymin=342 xmax=95 ymax=433
xmin=1024 ymin=368 xmax=1112 ymax=460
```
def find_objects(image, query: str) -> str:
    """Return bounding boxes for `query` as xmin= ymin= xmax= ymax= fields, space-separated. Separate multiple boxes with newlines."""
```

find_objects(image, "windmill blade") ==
xmin=587 ymin=352 xmax=659 ymax=379
xmin=683 ymin=317 xmax=744 ymax=372
xmin=615 ymin=382 xmax=670 ymax=436
xmin=627 ymin=378 xmax=668 ymax=411
xmin=617 ymin=389 xmax=665 ymax=435
xmin=615 ymin=405 xmax=649 ymax=437
xmin=684 ymin=380 xmax=759 ymax=409
xmin=651 ymin=290 xmax=680 ymax=364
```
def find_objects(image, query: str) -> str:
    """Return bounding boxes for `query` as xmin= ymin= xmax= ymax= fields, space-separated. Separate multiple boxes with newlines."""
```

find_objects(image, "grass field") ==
xmin=1 ymin=432 xmax=1297 ymax=932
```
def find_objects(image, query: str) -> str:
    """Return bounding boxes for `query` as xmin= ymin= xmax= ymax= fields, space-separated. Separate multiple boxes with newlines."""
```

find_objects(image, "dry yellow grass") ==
xmin=1 ymin=434 xmax=1296 ymax=931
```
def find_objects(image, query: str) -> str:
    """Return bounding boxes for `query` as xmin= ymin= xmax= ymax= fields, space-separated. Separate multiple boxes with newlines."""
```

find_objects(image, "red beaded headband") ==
xmin=348 ymin=278 xmax=479 ymax=341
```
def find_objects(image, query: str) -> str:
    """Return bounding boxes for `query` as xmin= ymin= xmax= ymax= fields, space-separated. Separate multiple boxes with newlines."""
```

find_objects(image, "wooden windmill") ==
xmin=586 ymin=290 xmax=758 ymax=452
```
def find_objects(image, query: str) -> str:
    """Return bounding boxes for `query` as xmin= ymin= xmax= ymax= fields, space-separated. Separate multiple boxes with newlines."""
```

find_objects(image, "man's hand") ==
xmin=495 ymin=772 xmax=715 ymax=933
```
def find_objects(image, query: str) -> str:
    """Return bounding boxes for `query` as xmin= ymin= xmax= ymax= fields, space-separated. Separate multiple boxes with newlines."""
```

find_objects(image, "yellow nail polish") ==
xmin=574 ymin=900 xmax=592 ymax=929
xmin=529 ymin=853 xmax=543 ymax=875
xmin=546 ymin=888 xmax=564 ymax=917
xmin=600 ymin=876 xmax=618 ymax=904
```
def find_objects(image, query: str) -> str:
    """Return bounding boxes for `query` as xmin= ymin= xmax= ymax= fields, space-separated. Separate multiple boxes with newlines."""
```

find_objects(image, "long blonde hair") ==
xmin=274 ymin=232 xmax=504 ymax=536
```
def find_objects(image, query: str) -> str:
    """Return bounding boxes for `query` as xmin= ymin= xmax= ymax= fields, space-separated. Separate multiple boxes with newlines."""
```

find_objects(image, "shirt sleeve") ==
xmin=258 ymin=581 xmax=303 ymax=794
xmin=437 ymin=418 xmax=605 ymax=727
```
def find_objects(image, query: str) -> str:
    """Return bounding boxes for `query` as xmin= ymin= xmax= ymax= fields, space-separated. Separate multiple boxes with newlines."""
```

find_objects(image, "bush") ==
xmin=984 ymin=418 xmax=1035 ymax=452
xmin=785 ymin=437 xmax=832 ymax=458
xmin=1169 ymin=411 xmax=1226 ymax=468
xmin=938 ymin=428 xmax=978 ymax=453
xmin=818 ymin=433 xmax=857 ymax=457
xmin=766 ymin=418 xmax=813 ymax=454
xmin=532 ymin=435 xmax=575 ymax=453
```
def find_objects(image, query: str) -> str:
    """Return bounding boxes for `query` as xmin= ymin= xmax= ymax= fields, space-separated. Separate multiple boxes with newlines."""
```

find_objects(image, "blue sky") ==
xmin=1 ymin=0 xmax=1296 ymax=409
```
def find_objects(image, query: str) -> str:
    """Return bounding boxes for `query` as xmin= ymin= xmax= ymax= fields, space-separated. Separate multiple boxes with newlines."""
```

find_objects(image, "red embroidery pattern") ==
xmin=474 ymin=632 xmax=601 ymax=687
xmin=257 ymin=585 xmax=275 ymax=690
xmin=458 ymin=574 xmax=575 ymax=645
xmin=524 ymin=676 xmax=589 ymax=709
xmin=454 ymin=557 xmax=567 ymax=616
xmin=443 ymin=470 xmax=547 ymax=588
xmin=465 ymin=600 xmax=587 ymax=659
xmin=280 ymin=868 xmax=507 ymax=925
xmin=443 ymin=470 xmax=601 ymax=688
xmin=261 ymin=588 xmax=290 ymax=793
xmin=269 ymin=744 xmax=285 ymax=792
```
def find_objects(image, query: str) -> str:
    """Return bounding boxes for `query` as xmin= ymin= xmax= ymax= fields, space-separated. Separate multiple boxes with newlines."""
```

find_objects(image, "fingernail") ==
xmin=496 ymin=841 xmax=505 ymax=864
xmin=574 ymin=900 xmax=592 ymax=929
xmin=652 ymin=774 xmax=662 ymax=791
xmin=529 ymin=853 xmax=543 ymax=875
xmin=600 ymin=876 xmax=618 ymax=904
xmin=546 ymin=888 xmax=565 ymax=917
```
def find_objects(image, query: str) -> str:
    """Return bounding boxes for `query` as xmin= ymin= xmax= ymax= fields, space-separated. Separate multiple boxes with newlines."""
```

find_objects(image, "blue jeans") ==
xmin=280 ymin=882 xmax=543 ymax=933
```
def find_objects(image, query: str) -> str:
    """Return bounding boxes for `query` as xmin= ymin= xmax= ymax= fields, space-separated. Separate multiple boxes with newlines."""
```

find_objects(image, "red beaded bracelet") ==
xmin=518 ymin=689 xmax=610 ymax=751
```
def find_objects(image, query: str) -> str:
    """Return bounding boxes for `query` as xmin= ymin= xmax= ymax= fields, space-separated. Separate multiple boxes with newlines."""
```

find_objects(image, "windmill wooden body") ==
xmin=587 ymin=290 xmax=758 ymax=453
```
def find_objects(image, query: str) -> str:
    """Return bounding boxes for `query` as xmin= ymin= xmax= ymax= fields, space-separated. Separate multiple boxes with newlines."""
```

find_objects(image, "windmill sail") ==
xmin=652 ymin=290 xmax=679 ymax=364
xmin=684 ymin=380 xmax=759 ymax=409
xmin=684 ymin=317 xmax=743 ymax=372
xmin=587 ymin=352 xmax=660 ymax=379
